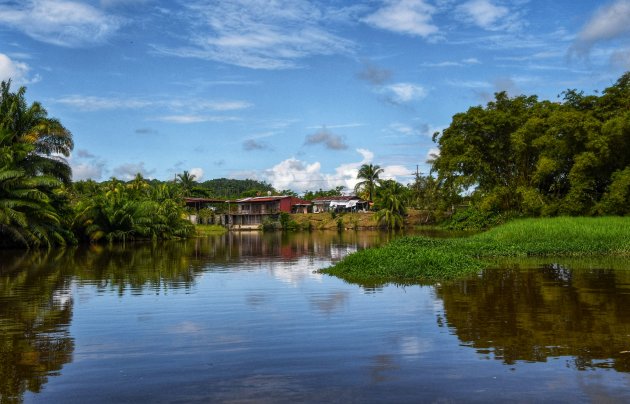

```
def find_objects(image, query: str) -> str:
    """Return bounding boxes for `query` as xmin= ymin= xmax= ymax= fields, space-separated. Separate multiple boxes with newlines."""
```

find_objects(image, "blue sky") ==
xmin=1 ymin=0 xmax=629 ymax=193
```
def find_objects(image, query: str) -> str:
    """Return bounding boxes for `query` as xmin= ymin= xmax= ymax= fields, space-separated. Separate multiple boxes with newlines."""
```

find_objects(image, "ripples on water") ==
xmin=1 ymin=231 xmax=630 ymax=403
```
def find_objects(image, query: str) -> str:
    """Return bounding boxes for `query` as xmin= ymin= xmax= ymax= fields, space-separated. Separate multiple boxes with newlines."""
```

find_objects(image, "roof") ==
xmin=184 ymin=197 xmax=227 ymax=204
xmin=235 ymin=196 xmax=311 ymax=205
xmin=312 ymin=195 xmax=364 ymax=202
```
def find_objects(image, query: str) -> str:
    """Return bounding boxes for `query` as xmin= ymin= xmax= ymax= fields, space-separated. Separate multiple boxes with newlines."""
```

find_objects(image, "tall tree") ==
xmin=354 ymin=163 xmax=384 ymax=203
xmin=176 ymin=171 xmax=196 ymax=196
xmin=0 ymin=81 xmax=74 ymax=248
xmin=0 ymin=80 xmax=74 ymax=184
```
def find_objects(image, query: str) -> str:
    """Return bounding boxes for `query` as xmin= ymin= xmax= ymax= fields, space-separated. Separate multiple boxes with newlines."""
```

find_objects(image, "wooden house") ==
xmin=225 ymin=196 xmax=311 ymax=230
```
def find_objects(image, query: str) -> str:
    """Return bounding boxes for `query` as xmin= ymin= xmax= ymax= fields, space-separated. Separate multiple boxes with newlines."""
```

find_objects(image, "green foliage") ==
xmin=373 ymin=179 xmax=409 ymax=229
xmin=431 ymin=72 xmax=630 ymax=218
xmin=279 ymin=212 xmax=299 ymax=231
xmin=322 ymin=217 xmax=630 ymax=284
xmin=354 ymin=163 xmax=384 ymax=202
xmin=441 ymin=206 xmax=510 ymax=230
xmin=303 ymin=186 xmax=345 ymax=200
xmin=196 ymin=178 xmax=275 ymax=198
xmin=73 ymin=178 xmax=194 ymax=243
xmin=0 ymin=81 xmax=74 ymax=248
xmin=596 ymin=167 xmax=630 ymax=215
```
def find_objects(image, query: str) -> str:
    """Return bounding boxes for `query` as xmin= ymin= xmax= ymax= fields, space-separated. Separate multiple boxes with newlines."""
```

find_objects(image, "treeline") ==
xmin=431 ymin=71 xmax=630 ymax=221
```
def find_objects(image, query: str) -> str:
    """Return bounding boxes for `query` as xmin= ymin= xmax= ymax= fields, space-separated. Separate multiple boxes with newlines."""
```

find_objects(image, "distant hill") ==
xmin=195 ymin=178 xmax=276 ymax=198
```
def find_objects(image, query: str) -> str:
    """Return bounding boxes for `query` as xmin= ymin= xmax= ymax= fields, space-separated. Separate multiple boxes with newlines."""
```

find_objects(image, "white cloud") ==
xmin=155 ymin=0 xmax=354 ymax=69
xmin=189 ymin=167 xmax=204 ymax=181
xmin=72 ymin=162 xmax=105 ymax=181
xmin=56 ymin=95 xmax=251 ymax=112
xmin=154 ymin=115 xmax=239 ymax=124
xmin=264 ymin=158 xmax=325 ymax=192
xmin=426 ymin=147 xmax=440 ymax=164
xmin=0 ymin=0 xmax=123 ymax=47
xmin=421 ymin=57 xmax=481 ymax=68
xmin=571 ymin=0 xmax=630 ymax=57
xmin=70 ymin=149 xmax=106 ymax=181
xmin=363 ymin=0 xmax=439 ymax=38
xmin=383 ymin=83 xmax=428 ymax=103
xmin=456 ymin=0 xmax=509 ymax=30
xmin=56 ymin=95 xmax=153 ymax=111
xmin=260 ymin=148 xmax=413 ymax=193
xmin=0 ymin=53 xmax=37 ymax=84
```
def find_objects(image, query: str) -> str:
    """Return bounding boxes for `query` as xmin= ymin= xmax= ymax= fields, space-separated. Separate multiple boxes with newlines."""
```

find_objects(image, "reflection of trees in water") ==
xmin=436 ymin=264 xmax=630 ymax=371
xmin=197 ymin=231 xmax=397 ymax=263
xmin=0 ymin=250 xmax=74 ymax=403
xmin=0 ymin=230 xmax=397 ymax=402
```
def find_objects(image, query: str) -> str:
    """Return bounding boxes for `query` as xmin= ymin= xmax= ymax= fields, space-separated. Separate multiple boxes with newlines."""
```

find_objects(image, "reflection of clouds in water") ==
xmin=169 ymin=321 xmax=204 ymax=334
xmin=52 ymin=288 xmax=73 ymax=308
xmin=309 ymin=291 xmax=349 ymax=315
xmin=269 ymin=257 xmax=323 ymax=287
xmin=399 ymin=336 xmax=432 ymax=358
xmin=329 ymin=244 xmax=358 ymax=261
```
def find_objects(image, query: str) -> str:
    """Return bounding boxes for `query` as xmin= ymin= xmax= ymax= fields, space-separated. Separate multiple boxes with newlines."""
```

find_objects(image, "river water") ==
xmin=2 ymin=231 xmax=630 ymax=403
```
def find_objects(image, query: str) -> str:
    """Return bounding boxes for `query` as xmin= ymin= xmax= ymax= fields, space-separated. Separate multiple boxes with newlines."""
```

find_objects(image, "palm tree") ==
xmin=176 ymin=171 xmax=196 ymax=196
xmin=0 ymin=80 xmax=74 ymax=184
xmin=354 ymin=163 xmax=384 ymax=203
xmin=374 ymin=180 xmax=408 ymax=229
xmin=0 ymin=130 xmax=66 ymax=247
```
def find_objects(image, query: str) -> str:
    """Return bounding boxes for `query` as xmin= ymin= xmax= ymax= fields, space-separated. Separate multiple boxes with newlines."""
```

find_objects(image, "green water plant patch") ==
xmin=321 ymin=217 xmax=630 ymax=284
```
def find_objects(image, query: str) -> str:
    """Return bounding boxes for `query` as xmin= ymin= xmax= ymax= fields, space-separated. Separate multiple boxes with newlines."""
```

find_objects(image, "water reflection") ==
xmin=0 ymin=230 xmax=394 ymax=402
xmin=436 ymin=263 xmax=630 ymax=371
xmin=0 ymin=250 xmax=74 ymax=403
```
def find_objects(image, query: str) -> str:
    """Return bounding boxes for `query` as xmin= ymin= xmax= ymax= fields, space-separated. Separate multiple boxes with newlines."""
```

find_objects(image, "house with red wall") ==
xmin=225 ymin=196 xmax=311 ymax=230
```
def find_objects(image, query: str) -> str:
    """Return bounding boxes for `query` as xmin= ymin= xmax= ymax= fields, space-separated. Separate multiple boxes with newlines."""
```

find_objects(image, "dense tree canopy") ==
xmin=431 ymin=72 xmax=630 ymax=217
xmin=0 ymin=81 xmax=74 ymax=248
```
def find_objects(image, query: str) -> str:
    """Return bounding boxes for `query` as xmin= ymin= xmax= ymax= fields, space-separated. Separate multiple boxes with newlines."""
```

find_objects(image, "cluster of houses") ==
xmin=185 ymin=195 xmax=369 ymax=230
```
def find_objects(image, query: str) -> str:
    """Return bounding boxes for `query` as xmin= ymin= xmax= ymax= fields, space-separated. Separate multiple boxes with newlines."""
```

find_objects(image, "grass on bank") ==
xmin=195 ymin=224 xmax=227 ymax=236
xmin=321 ymin=216 xmax=630 ymax=284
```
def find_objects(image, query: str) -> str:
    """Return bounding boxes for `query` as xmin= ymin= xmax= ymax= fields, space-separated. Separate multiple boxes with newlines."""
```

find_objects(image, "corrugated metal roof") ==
xmin=312 ymin=195 xmax=364 ymax=202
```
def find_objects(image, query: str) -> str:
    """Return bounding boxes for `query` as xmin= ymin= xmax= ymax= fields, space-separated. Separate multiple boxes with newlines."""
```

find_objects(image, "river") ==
xmin=1 ymin=230 xmax=630 ymax=403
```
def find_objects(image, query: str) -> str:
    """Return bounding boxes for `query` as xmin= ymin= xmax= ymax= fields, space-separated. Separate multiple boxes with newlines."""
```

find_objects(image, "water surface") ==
xmin=2 ymin=231 xmax=630 ymax=403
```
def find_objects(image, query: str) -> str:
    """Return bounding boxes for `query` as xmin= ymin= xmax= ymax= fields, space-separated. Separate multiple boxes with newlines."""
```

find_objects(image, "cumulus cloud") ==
xmin=383 ymin=83 xmax=428 ymax=104
xmin=112 ymin=162 xmax=155 ymax=180
xmin=189 ymin=167 xmax=204 ymax=181
xmin=363 ymin=0 xmax=439 ymax=38
xmin=154 ymin=0 xmax=354 ymax=69
xmin=0 ymin=0 xmax=123 ymax=47
xmin=260 ymin=148 xmax=413 ymax=192
xmin=304 ymin=128 xmax=348 ymax=150
xmin=456 ymin=0 xmax=509 ymax=30
xmin=0 ymin=53 xmax=38 ymax=84
xmin=570 ymin=0 xmax=630 ymax=58
xmin=70 ymin=149 xmax=106 ymax=181
xmin=264 ymin=158 xmax=325 ymax=192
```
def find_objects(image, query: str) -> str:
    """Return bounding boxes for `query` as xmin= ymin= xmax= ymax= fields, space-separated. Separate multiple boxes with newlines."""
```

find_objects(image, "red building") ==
xmin=225 ymin=196 xmax=311 ymax=230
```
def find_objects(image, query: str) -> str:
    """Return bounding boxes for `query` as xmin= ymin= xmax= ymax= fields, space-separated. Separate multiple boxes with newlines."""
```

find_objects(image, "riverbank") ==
xmin=321 ymin=216 xmax=630 ymax=284
xmin=289 ymin=209 xmax=431 ymax=230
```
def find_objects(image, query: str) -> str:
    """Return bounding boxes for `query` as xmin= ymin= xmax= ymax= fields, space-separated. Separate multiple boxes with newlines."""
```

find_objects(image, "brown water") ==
xmin=1 ymin=231 xmax=630 ymax=403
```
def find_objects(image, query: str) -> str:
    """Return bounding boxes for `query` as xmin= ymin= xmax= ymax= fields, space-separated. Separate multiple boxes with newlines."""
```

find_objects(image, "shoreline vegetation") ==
xmin=320 ymin=217 xmax=630 ymax=285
